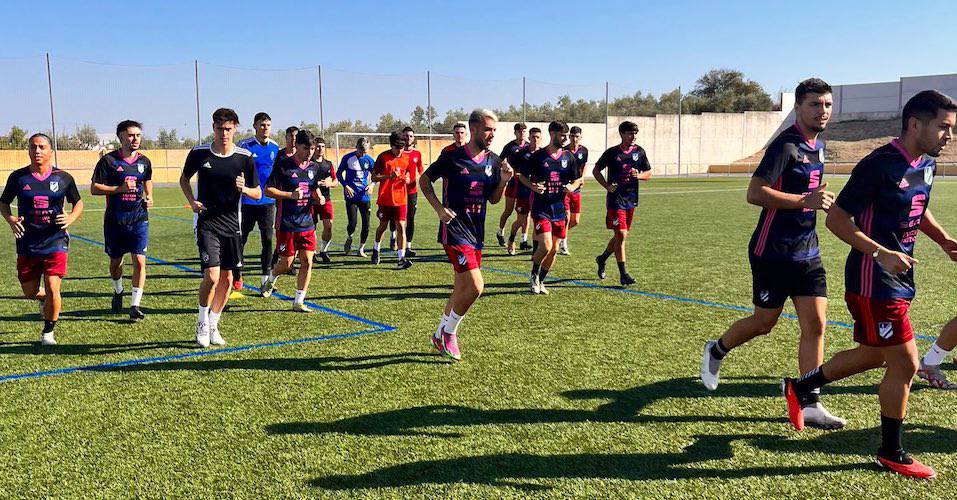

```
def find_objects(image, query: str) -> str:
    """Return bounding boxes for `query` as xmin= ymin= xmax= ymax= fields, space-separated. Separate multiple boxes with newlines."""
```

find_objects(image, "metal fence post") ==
xmin=318 ymin=65 xmax=325 ymax=133
xmin=677 ymin=85 xmax=682 ymax=177
xmin=45 ymin=53 xmax=58 ymax=167
xmin=194 ymin=60 xmax=201 ymax=143
xmin=522 ymin=76 xmax=527 ymax=123
xmin=427 ymin=70 xmax=433 ymax=164
xmin=604 ymin=81 xmax=609 ymax=152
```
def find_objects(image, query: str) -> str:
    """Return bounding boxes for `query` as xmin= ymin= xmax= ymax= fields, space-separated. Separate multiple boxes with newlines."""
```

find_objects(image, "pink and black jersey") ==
xmin=1 ymin=167 xmax=81 ymax=256
xmin=836 ymin=140 xmax=935 ymax=299
xmin=529 ymin=148 xmax=581 ymax=221
xmin=748 ymin=124 xmax=825 ymax=262
xmin=564 ymin=145 xmax=588 ymax=193
xmin=594 ymin=144 xmax=651 ymax=210
xmin=512 ymin=146 xmax=538 ymax=199
xmin=91 ymin=150 xmax=152 ymax=226
xmin=424 ymin=145 xmax=502 ymax=249
xmin=267 ymin=155 xmax=322 ymax=233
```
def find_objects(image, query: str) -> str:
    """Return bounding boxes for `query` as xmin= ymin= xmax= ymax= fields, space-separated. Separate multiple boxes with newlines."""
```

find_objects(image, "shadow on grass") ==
xmin=93 ymin=352 xmax=445 ymax=373
xmin=0 ymin=340 xmax=196 ymax=356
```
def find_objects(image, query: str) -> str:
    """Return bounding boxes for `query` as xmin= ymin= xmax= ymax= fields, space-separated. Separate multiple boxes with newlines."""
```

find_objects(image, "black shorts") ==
xmin=196 ymin=228 xmax=243 ymax=270
xmin=749 ymin=255 xmax=827 ymax=309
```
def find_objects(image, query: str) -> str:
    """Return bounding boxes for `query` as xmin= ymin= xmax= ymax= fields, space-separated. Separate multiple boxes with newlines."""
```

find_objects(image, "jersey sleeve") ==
xmin=752 ymin=142 xmax=791 ymax=184
xmin=182 ymin=149 xmax=200 ymax=179
xmin=424 ymin=151 xmax=451 ymax=180
xmin=265 ymin=163 xmax=281 ymax=190
xmin=636 ymin=147 xmax=651 ymax=172
xmin=243 ymin=156 xmax=259 ymax=188
xmin=336 ymin=155 xmax=349 ymax=182
xmin=835 ymin=158 xmax=880 ymax=217
xmin=143 ymin=158 xmax=153 ymax=181
xmin=594 ymin=148 xmax=614 ymax=173
xmin=0 ymin=172 xmax=18 ymax=204
xmin=91 ymin=156 xmax=110 ymax=185
xmin=64 ymin=174 xmax=81 ymax=204
xmin=373 ymin=155 xmax=386 ymax=177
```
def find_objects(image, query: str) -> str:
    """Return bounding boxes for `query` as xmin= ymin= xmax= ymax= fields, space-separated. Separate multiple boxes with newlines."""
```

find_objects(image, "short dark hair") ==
xmin=901 ymin=90 xmax=957 ymax=135
xmin=28 ymin=133 xmax=53 ymax=146
xmin=253 ymin=112 xmax=271 ymax=123
xmin=795 ymin=78 xmax=832 ymax=104
xmin=295 ymin=129 xmax=315 ymax=147
xmin=528 ymin=127 xmax=542 ymax=135
xmin=548 ymin=120 xmax=569 ymax=134
xmin=212 ymin=107 xmax=240 ymax=125
xmin=618 ymin=121 xmax=639 ymax=133
xmin=402 ymin=126 xmax=414 ymax=134
xmin=452 ymin=123 xmax=466 ymax=130
xmin=569 ymin=126 xmax=582 ymax=135
xmin=389 ymin=131 xmax=404 ymax=147
xmin=285 ymin=126 xmax=299 ymax=135
xmin=514 ymin=123 xmax=527 ymax=132
xmin=115 ymin=120 xmax=143 ymax=136
xmin=313 ymin=136 xmax=326 ymax=146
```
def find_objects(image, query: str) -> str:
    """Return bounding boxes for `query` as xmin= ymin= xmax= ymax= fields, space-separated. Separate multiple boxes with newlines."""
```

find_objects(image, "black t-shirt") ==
xmin=564 ymin=145 xmax=589 ymax=193
xmin=267 ymin=155 xmax=322 ymax=233
xmin=424 ymin=146 xmax=502 ymax=249
xmin=1 ymin=167 xmax=81 ymax=256
xmin=594 ymin=144 xmax=651 ymax=209
xmin=316 ymin=158 xmax=334 ymax=199
xmin=529 ymin=148 xmax=581 ymax=220
xmin=182 ymin=145 xmax=258 ymax=236
xmin=91 ymin=150 xmax=153 ymax=226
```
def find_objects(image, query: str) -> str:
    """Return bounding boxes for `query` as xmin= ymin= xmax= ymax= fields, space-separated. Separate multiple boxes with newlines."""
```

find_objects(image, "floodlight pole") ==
xmin=318 ymin=65 xmax=325 ymax=132
xmin=194 ymin=60 xmax=202 ymax=143
xmin=522 ymin=76 xmax=527 ymax=123
xmin=427 ymin=70 xmax=433 ymax=163
xmin=604 ymin=81 xmax=609 ymax=151
xmin=677 ymin=85 xmax=682 ymax=177
xmin=45 ymin=53 xmax=58 ymax=167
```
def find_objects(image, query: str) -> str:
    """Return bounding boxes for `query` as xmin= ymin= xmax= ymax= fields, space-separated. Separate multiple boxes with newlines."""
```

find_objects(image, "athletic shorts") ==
xmin=104 ymin=220 xmax=148 ymax=258
xmin=505 ymin=179 xmax=518 ymax=198
xmin=515 ymin=195 xmax=532 ymax=215
xmin=606 ymin=208 xmax=635 ymax=230
xmin=749 ymin=255 xmax=827 ymax=309
xmin=377 ymin=205 xmax=407 ymax=224
xmin=17 ymin=252 xmax=68 ymax=283
xmin=313 ymin=201 xmax=334 ymax=221
xmin=444 ymin=244 xmax=483 ymax=273
xmin=275 ymin=229 xmax=317 ymax=256
xmin=196 ymin=229 xmax=243 ymax=270
xmin=534 ymin=218 xmax=568 ymax=239
xmin=564 ymin=191 xmax=582 ymax=215
xmin=845 ymin=293 xmax=914 ymax=347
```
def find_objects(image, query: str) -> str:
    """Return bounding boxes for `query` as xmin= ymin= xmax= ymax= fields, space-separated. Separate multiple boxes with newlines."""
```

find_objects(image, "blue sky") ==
xmin=2 ymin=0 xmax=954 ymax=136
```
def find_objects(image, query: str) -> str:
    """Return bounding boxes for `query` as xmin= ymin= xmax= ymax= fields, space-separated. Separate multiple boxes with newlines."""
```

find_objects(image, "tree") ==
xmin=376 ymin=113 xmax=409 ymax=133
xmin=74 ymin=124 xmax=100 ymax=150
xmin=409 ymin=105 xmax=439 ymax=132
xmin=2 ymin=126 xmax=28 ymax=149
xmin=686 ymin=69 xmax=773 ymax=113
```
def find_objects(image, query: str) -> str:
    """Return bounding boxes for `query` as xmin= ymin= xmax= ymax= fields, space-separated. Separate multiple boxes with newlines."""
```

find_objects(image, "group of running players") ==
xmin=2 ymin=79 xmax=957 ymax=479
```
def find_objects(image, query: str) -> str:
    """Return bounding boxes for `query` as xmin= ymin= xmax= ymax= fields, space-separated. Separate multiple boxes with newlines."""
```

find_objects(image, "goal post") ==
xmin=334 ymin=132 xmax=453 ymax=167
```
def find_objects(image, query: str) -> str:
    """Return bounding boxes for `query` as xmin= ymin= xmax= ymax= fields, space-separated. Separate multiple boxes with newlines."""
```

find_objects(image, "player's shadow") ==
xmin=311 ymin=289 xmax=518 ymax=301
xmin=0 ymin=340 xmax=195 ymax=356
xmin=93 ymin=352 xmax=445 ymax=373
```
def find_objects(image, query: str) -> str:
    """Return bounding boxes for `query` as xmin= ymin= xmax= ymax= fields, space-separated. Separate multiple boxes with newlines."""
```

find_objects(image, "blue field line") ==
xmin=0 ymin=327 xmax=386 ymax=382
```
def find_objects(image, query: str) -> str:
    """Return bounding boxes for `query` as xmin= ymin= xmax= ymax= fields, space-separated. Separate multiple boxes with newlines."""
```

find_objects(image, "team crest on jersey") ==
xmin=632 ymin=153 xmax=640 ymax=161
xmin=561 ymin=158 xmax=568 ymax=168
xmin=878 ymin=321 xmax=894 ymax=339
xmin=577 ymin=153 xmax=583 ymax=160
xmin=137 ymin=163 xmax=144 ymax=173
xmin=50 ymin=181 xmax=59 ymax=193
xmin=308 ymin=170 xmax=314 ymax=179
xmin=925 ymin=167 xmax=934 ymax=186
xmin=485 ymin=164 xmax=493 ymax=177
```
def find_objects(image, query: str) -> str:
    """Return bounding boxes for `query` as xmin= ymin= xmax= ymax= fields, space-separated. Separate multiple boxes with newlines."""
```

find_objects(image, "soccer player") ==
xmin=442 ymin=122 xmax=468 ymax=153
xmin=311 ymin=136 xmax=337 ymax=263
xmin=401 ymin=127 xmax=423 ymax=257
xmin=495 ymin=123 xmax=528 ymax=247
xmin=371 ymin=131 xmax=412 ymax=269
xmin=592 ymin=121 xmax=651 ymax=285
xmin=280 ymin=126 xmax=298 ymax=160
xmin=559 ymin=125 xmax=588 ymax=255
xmin=505 ymin=127 xmax=542 ymax=255
xmin=180 ymin=108 xmax=260 ymax=348
xmin=260 ymin=130 xmax=324 ymax=311
xmin=337 ymin=137 xmax=375 ymax=257
xmin=91 ymin=120 xmax=153 ymax=320
xmin=235 ymin=112 xmax=280 ymax=291
xmin=782 ymin=90 xmax=956 ymax=479
xmin=419 ymin=109 xmax=512 ymax=361
xmin=1 ymin=133 xmax=84 ymax=345
xmin=526 ymin=121 xmax=583 ymax=294
xmin=699 ymin=79 xmax=845 ymax=428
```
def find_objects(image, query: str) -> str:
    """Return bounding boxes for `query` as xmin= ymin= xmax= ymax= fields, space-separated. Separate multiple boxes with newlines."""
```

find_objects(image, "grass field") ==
xmin=1 ymin=177 xmax=957 ymax=498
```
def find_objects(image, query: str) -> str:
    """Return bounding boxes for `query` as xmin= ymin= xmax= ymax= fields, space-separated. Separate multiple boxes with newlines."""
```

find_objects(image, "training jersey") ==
xmin=442 ymin=143 xmax=462 ymax=154
xmin=91 ymin=150 xmax=152 ymax=226
xmin=748 ymin=124 xmax=826 ymax=262
xmin=528 ymin=148 xmax=581 ymax=221
xmin=423 ymin=145 xmax=503 ymax=249
xmin=594 ymin=144 xmax=651 ymax=210
xmin=564 ymin=144 xmax=589 ymax=193
xmin=404 ymin=149 xmax=423 ymax=195
xmin=373 ymin=150 xmax=411 ymax=207
xmin=512 ymin=146 xmax=539 ymax=199
xmin=1 ymin=167 xmax=81 ymax=256
xmin=836 ymin=140 xmax=936 ymax=299
xmin=315 ymin=158 xmax=334 ymax=199
xmin=238 ymin=137 xmax=280 ymax=206
xmin=182 ymin=144 xmax=259 ymax=236
xmin=501 ymin=139 xmax=529 ymax=193
xmin=337 ymin=151 xmax=374 ymax=203
xmin=267 ymin=155 xmax=322 ymax=233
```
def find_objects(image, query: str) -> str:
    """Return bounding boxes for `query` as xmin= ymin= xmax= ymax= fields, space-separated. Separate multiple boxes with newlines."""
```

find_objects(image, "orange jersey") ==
xmin=403 ymin=149 xmax=423 ymax=194
xmin=373 ymin=150 xmax=411 ymax=206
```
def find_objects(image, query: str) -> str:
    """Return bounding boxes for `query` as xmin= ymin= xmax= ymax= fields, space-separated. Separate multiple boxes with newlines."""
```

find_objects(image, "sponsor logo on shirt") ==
xmin=899 ymin=177 xmax=910 ymax=189
xmin=117 ymin=166 xmax=124 ymax=172
xmin=878 ymin=321 xmax=894 ymax=339
xmin=202 ymin=162 xmax=212 ymax=169
xmin=23 ymin=185 xmax=31 ymax=191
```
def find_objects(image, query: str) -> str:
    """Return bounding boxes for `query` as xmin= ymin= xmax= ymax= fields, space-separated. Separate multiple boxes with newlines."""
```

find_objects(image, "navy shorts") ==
xmin=104 ymin=221 xmax=149 ymax=259
xmin=749 ymin=255 xmax=827 ymax=309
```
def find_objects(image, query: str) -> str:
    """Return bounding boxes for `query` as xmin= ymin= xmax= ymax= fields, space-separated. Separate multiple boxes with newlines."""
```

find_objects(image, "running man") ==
xmin=91 ymin=120 xmax=153 ymax=320
xmin=260 ymin=130 xmax=324 ymax=311
xmin=371 ymin=131 xmax=412 ymax=269
xmin=402 ymin=127 xmax=423 ymax=257
xmin=506 ymin=127 xmax=542 ymax=255
xmin=443 ymin=122 xmax=468 ymax=153
xmin=699 ymin=79 xmax=844 ymax=428
xmin=337 ymin=137 xmax=375 ymax=257
xmin=558 ymin=125 xmax=588 ymax=255
xmin=180 ymin=108 xmax=261 ymax=348
xmin=527 ymin=121 xmax=583 ymax=294
xmin=495 ymin=122 xmax=528 ymax=247
xmin=236 ymin=112 xmax=280 ymax=291
xmin=782 ymin=90 xmax=956 ymax=479
xmin=419 ymin=109 xmax=512 ymax=361
xmin=592 ymin=121 xmax=651 ymax=285
xmin=1 ymin=133 xmax=84 ymax=345
xmin=312 ymin=136 xmax=337 ymax=263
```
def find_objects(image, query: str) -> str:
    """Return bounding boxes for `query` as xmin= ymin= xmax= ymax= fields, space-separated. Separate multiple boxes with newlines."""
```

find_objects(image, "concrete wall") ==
xmin=833 ymin=73 xmax=957 ymax=121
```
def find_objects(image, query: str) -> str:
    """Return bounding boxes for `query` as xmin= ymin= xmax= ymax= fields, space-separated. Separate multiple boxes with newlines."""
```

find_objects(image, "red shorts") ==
xmin=275 ymin=229 xmax=317 ymax=256
xmin=505 ymin=179 xmax=518 ymax=198
xmin=606 ymin=208 xmax=635 ymax=231
xmin=845 ymin=293 xmax=915 ymax=347
xmin=17 ymin=252 xmax=68 ymax=283
xmin=534 ymin=218 xmax=568 ymax=239
xmin=564 ymin=191 xmax=582 ymax=215
xmin=376 ymin=204 xmax=407 ymax=223
xmin=515 ymin=195 xmax=532 ymax=215
xmin=313 ymin=200 xmax=334 ymax=221
xmin=444 ymin=244 xmax=483 ymax=273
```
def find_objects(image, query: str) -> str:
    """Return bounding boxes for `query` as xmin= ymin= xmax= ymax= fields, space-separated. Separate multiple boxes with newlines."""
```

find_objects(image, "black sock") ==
xmin=710 ymin=338 xmax=730 ymax=360
xmin=599 ymin=250 xmax=612 ymax=261
xmin=539 ymin=267 xmax=549 ymax=281
xmin=617 ymin=261 xmax=628 ymax=276
xmin=878 ymin=414 xmax=908 ymax=462
xmin=531 ymin=262 xmax=541 ymax=277
xmin=792 ymin=366 xmax=830 ymax=395
xmin=798 ymin=387 xmax=821 ymax=408
xmin=42 ymin=320 xmax=56 ymax=333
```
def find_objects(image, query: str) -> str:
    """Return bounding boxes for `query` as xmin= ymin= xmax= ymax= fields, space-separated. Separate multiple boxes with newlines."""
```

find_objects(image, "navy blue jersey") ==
xmin=564 ymin=145 xmax=589 ymax=193
xmin=594 ymin=144 xmax=651 ymax=209
xmin=337 ymin=152 xmax=374 ymax=203
xmin=499 ymin=139 xmax=528 ymax=165
xmin=424 ymin=145 xmax=502 ymax=249
xmin=238 ymin=137 xmax=280 ymax=206
xmin=836 ymin=141 xmax=935 ymax=299
xmin=182 ymin=145 xmax=259 ymax=236
xmin=748 ymin=125 xmax=826 ymax=262
xmin=316 ymin=159 xmax=334 ymax=199
xmin=267 ymin=155 xmax=322 ymax=233
xmin=1 ymin=167 xmax=81 ymax=256
xmin=91 ymin=150 xmax=153 ymax=226
xmin=512 ymin=146 xmax=539 ymax=199
xmin=529 ymin=148 xmax=581 ymax=221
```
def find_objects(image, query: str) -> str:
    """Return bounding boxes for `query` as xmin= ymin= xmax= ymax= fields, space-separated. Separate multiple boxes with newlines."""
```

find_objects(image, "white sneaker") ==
xmin=358 ymin=247 xmax=367 ymax=257
xmin=539 ymin=282 xmax=550 ymax=295
xmin=40 ymin=332 xmax=57 ymax=346
xmin=260 ymin=278 xmax=276 ymax=298
xmin=700 ymin=340 xmax=723 ymax=391
xmin=195 ymin=322 xmax=210 ymax=348
xmin=558 ymin=240 xmax=570 ymax=255
xmin=210 ymin=325 xmax=226 ymax=346
xmin=291 ymin=302 xmax=311 ymax=313
xmin=802 ymin=402 xmax=847 ymax=429
xmin=529 ymin=274 xmax=540 ymax=294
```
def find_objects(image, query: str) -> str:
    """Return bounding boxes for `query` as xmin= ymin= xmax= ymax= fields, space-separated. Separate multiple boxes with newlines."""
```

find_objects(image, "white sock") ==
xmin=407 ymin=242 xmax=413 ymax=250
xmin=374 ymin=241 xmax=381 ymax=251
xmin=521 ymin=233 xmax=528 ymax=243
xmin=435 ymin=313 xmax=450 ymax=337
xmin=112 ymin=278 xmax=123 ymax=294
xmin=497 ymin=228 xmax=504 ymax=236
xmin=295 ymin=289 xmax=306 ymax=304
xmin=208 ymin=311 xmax=221 ymax=329
xmin=198 ymin=305 xmax=210 ymax=325
xmin=267 ymin=271 xmax=276 ymax=283
xmin=446 ymin=310 xmax=464 ymax=334
xmin=390 ymin=231 xmax=396 ymax=240
xmin=261 ymin=275 xmax=269 ymax=285
xmin=321 ymin=239 xmax=331 ymax=252
xmin=923 ymin=342 xmax=952 ymax=366
xmin=397 ymin=249 xmax=406 ymax=260
xmin=131 ymin=287 xmax=143 ymax=307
